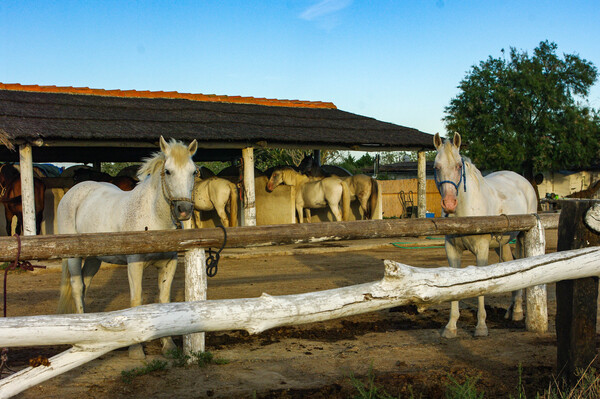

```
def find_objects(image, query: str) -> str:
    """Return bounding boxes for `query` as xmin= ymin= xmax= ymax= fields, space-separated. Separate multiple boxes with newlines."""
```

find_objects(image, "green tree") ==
xmin=444 ymin=41 xmax=600 ymax=180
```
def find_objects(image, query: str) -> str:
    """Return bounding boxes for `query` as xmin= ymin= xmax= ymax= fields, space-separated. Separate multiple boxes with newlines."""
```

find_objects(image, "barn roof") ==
xmin=0 ymin=83 xmax=435 ymax=163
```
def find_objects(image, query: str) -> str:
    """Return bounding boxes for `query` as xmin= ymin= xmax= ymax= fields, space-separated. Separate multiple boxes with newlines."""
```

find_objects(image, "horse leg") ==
xmin=35 ymin=211 xmax=43 ymax=235
xmin=157 ymin=257 xmax=178 ymax=355
xmin=66 ymin=258 xmax=86 ymax=313
xmin=305 ymin=208 xmax=312 ymax=223
xmin=474 ymin=242 xmax=490 ymax=337
xmin=4 ymin=210 xmax=11 ymax=236
xmin=215 ymin=205 xmax=229 ymax=227
xmin=442 ymin=240 xmax=462 ymax=339
xmin=126 ymin=260 xmax=146 ymax=359
xmin=81 ymin=257 xmax=102 ymax=299
xmin=329 ymin=203 xmax=343 ymax=221
xmin=504 ymin=239 xmax=524 ymax=321
xmin=296 ymin=204 xmax=304 ymax=223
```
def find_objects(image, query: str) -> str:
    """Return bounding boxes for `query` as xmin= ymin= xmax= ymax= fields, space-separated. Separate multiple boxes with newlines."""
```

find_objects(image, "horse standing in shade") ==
xmin=190 ymin=176 xmax=238 ymax=227
xmin=266 ymin=166 xmax=350 ymax=223
xmin=0 ymin=163 xmax=46 ymax=235
xmin=433 ymin=133 xmax=537 ymax=338
xmin=299 ymin=154 xmax=379 ymax=220
xmin=57 ymin=136 xmax=198 ymax=359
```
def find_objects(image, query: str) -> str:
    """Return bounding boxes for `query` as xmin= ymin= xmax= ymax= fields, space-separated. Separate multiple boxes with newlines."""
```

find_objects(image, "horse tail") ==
xmin=57 ymin=259 xmax=76 ymax=314
xmin=341 ymin=180 xmax=351 ymax=221
xmin=229 ymin=182 xmax=238 ymax=227
xmin=368 ymin=177 xmax=379 ymax=219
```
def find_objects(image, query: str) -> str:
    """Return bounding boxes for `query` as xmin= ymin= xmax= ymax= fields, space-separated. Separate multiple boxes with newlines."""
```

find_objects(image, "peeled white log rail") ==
xmin=1 ymin=245 xmax=599 ymax=398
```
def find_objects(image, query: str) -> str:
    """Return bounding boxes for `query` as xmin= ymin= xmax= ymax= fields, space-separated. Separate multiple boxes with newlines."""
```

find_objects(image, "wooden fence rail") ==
xmin=0 ymin=214 xmax=558 ymax=262
xmin=1 ymin=245 xmax=598 ymax=398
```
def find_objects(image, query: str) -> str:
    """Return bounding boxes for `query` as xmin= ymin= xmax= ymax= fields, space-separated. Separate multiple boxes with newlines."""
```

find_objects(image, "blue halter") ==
xmin=434 ymin=157 xmax=467 ymax=193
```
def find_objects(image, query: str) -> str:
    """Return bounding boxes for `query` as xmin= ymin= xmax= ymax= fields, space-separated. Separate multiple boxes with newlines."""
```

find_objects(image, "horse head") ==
xmin=142 ymin=136 xmax=198 ymax=222
xmin=433 ymin=133 xmax=466 ymax=214
xmin=266 ymin=167 xmax=286 ymax=192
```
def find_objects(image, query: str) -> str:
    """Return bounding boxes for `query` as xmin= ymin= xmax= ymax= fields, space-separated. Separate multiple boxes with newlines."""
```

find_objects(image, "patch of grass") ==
xmin=120 ymin=359 xmax=168 ymax=384
xmin=542 ymin=367 xmax=600 ymax=399
xmin=165 ymin=348 xmax=190 ymax=368
xmin=190 ymin=350 xmax=229 ymax=367
xmin=165 ymin=348 xmax=228 ymax=368
xmin=350 ymin=366 xmax=404 ymax=399
xmin=445 ymin=374 xmax=483 ymax=399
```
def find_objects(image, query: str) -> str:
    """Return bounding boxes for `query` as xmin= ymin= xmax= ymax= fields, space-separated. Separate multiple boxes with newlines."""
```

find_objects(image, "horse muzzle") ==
xmin=173 ymin=200 xmax=194 ymax=221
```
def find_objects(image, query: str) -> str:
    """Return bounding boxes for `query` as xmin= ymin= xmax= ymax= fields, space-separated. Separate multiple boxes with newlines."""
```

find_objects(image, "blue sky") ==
xmin=2 ymin=0 xmax=599 ymax=138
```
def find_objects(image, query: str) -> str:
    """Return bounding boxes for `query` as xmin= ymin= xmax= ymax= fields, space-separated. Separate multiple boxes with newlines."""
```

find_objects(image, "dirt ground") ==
xmin=3 ymin=228 xmax=598 ymax=398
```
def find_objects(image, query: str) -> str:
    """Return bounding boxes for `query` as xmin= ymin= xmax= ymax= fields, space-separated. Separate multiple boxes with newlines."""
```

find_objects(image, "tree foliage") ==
xmin=444 ymin=41 xmax=600 ymax=179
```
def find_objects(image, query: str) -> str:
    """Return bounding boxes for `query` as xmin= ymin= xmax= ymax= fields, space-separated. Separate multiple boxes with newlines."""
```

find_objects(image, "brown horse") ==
xmin=0 ymin=163 xmax=46 ymax=235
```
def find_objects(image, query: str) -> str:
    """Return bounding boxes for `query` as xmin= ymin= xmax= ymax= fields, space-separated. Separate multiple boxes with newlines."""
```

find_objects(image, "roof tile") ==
xmin=0 ymin=83 xmax=337 ymax=109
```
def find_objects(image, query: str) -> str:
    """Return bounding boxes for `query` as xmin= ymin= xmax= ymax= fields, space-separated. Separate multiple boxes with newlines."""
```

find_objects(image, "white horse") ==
xmin=57 ymin=136 xmax=198 ymax=359
xmin=266 ymin=166 xmax=350 ymax=223
xmin=433 ymin=133 xmax=537 ymax=338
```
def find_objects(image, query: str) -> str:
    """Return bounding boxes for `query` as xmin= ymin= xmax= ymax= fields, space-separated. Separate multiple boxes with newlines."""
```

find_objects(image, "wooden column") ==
xmin=18 ymin=144 xmax=36 ymax=236
xmin=183 ymin=248 xmax=206 ymax=358
xmin=556 ymin=200 xmax=600 ymax=385
xmin=242 ymin=147 xmax=256 ymax=226
xmin=523 ymin=216 xmax=547 ymax=333
xmin=417 ymin=150 xmax=426 ymax=218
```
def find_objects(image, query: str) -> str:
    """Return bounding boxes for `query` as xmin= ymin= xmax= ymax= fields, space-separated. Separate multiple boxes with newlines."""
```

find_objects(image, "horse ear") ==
xmin=159 ymin=136 xmax=169 ymax=154
xmin=188 ymin=139 xmax=198 ymax=156
xmin=453 ymin=133 xmax=461 ymax=149
xmin=433 ymin=133 xmax=443 ymax=150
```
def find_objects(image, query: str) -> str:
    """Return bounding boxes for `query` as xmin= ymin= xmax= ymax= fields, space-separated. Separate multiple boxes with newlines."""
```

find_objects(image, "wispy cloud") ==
xmin=299 ymin=0 xmax=352 ymax=21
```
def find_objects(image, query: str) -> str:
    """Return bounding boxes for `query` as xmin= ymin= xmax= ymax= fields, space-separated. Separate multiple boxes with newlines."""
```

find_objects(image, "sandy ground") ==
xmin=2 ymin=228 xmax=598 ymax=398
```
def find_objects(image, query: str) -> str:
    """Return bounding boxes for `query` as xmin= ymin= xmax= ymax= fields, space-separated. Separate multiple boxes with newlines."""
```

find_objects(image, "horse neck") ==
xmin=137 ymin=172 xmax=177 ymax=229
xmin=453 ymin=161 xmax=490 ymax=216
xmin=285 ymin=170 xmax=308 ymax=186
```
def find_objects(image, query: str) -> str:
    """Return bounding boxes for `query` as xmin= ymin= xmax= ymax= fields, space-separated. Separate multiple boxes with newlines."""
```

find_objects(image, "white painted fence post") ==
xmin=183 ymin=248 xmax=207 ymax=357
xmin=18 ymin=144 xmax=36 ymax=236
xmin=242 ymin=147 xmax=256 ymax=226
xmin=417 ymin=150 xmax=426 ymax=218
xmin=523 ymin=216 xmax=548 ymax=333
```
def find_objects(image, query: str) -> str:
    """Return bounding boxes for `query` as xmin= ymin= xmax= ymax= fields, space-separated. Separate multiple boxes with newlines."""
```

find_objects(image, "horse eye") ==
xmin=165 ymin=169 xmax=171 ymax=175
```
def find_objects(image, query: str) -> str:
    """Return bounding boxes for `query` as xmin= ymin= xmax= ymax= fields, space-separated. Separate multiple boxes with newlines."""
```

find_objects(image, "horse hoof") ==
xmin=128 ymin=344 xmax=146 ymax=360
xmin=441 ymin=327 xmax=457 ymax=339
xmin=161 ymin=338 xmax=177 ymax=355
xmin=474 ymin=326 xmax=488 ymax=337
xmin=511 ymin=310 xmax=524 ymax=321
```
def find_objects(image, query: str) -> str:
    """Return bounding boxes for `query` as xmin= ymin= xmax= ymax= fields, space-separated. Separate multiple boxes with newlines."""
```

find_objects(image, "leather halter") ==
xmin=434 ymin=157 xmax=467 ymax=193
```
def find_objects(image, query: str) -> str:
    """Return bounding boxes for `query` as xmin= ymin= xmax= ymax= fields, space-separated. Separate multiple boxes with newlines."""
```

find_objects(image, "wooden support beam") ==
xmin=0 ymin=213 xmax=559 ymax=262
xmin=417 ymin=150 xmax=426 ymax=218
xmin=556 ymin=200 xmax=600 ymax=385
xmin=242 ymin=147 xmax=256 ymax=226
xmin=18 ymin=144 xmax=36 ymax=236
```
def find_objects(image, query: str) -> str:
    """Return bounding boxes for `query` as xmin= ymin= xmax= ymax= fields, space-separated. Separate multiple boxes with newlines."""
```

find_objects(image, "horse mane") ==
xmin=136 ymin=139 xmax=191 ymax=180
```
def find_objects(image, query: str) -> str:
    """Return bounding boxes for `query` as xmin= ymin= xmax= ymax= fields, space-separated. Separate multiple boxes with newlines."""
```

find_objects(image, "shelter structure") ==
xmin=0 ymin=83 xmax=435 ymax=233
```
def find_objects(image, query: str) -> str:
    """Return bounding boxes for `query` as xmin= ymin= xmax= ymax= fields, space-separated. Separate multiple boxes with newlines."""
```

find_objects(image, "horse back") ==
xmin=483 ymin=171 xmax=537 ymax=214
xmin=57 ymin=180 xmax=133 ymax=234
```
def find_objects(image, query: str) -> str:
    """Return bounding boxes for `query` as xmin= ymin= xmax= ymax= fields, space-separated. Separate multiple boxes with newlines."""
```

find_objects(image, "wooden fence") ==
xmin=379 ymin=179 xmax=442 ymax=218
xmin=0 ymin=213 xmax=577 ymax=398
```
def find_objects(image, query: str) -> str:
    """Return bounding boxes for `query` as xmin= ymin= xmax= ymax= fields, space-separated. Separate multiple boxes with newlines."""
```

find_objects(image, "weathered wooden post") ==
xmin=18 ymin=144 xmax=36 ymax=236
xmin=523 ymin=215 xmax=547 ymax=332
xmin=242 ymin=147 xmax=256 ymax=226
xmin=417 ymin=150 xmax=427 ymax=218
xmin=556 ymin=199 xmax=600 ymax=384
xmin=183 ymin=248 xmax=207 ymax=358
